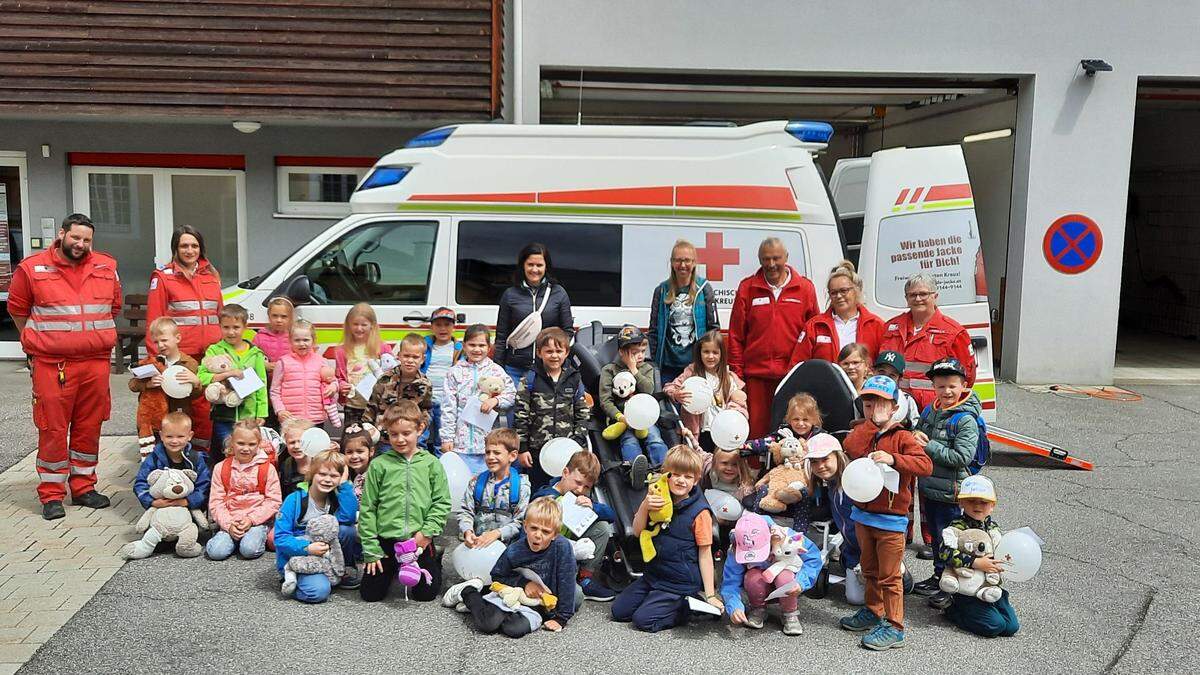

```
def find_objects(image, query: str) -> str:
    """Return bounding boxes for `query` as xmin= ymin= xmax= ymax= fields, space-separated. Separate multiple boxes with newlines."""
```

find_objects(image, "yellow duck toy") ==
xmin=489 ymin=582 xmax=558 ymax=612
xmin=639 ymin=472 xmax=674 ymax=563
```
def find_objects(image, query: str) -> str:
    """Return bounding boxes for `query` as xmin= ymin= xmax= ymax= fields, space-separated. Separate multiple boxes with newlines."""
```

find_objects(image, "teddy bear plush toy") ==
xmin=639 ymin=472 xmax=674 ymax=563
xmin=602 ymin=371 xmax=648 ymax=441
xmin=281 ymin=514 xmax=346 ymax=596
xmin=762 ymin=528 xmax=809 ymax=583
xmin=755 ymin=430 xmax=809 ymax=513
xmin=939 ymin=527 xmax=1004 ymax=603
xmin=121 ymin=468 xmax=208 ymax=560
xmin=202 ymin=353 xmax=244 ymax=408
xmin=489 ymin=581 xmax=559 ymax=611
xmin=476 ymin=375 xmax=505 ymax=401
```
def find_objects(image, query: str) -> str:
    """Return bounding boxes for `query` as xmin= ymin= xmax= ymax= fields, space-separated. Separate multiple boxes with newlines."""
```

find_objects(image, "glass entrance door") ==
xmin=0 ymin=153 xmax=29 ymax=358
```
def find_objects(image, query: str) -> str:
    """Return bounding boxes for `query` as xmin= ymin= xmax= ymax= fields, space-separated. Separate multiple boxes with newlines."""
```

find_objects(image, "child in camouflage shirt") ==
xmin=512 ymin=328 xmax=590 ymax=491
xmin=365 ymin=333 xmax=434 ymax=439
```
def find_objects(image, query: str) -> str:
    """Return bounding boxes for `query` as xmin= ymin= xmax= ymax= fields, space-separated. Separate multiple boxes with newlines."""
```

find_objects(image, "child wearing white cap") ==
xmin=936 ymin=474 xmax=1020 ymax=638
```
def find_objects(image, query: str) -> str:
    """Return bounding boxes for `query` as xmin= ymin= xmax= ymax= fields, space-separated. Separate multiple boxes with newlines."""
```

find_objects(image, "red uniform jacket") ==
xmin=790 ymin=305 xmax=886 ymax=365
xmin=842 ymin=419 xmax=932 ymax=517
xmin=878 ymin=309 xmax=976 ymax=410
xmin=145 ymin=259 xmax=223 ymax=359
xmin=8 ymin=243 xmax=121 ymax=361
xmin=728 ymin=265 xmax=818 ymax=380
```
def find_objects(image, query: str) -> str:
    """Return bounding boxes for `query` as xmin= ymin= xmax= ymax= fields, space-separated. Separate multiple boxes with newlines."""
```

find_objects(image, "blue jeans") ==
xmin=295 ymin=573 xmax=331 ymax=604
xmin=205 ymin=524 xmax=268 ymax=560
xmin=619 ymin=424 xmax=668 ymax=465
xmin=339 ymin=524 xmax=361 ymax=567
xmin=923 ymin=497 xmax=962 ymax=576
xmin=209 ymin=420 xmax=235 ymax=468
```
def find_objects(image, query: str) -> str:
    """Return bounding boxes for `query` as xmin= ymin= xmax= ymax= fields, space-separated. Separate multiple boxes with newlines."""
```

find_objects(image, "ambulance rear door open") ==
xmin=855 ymin=145 xmax=997 ymax=420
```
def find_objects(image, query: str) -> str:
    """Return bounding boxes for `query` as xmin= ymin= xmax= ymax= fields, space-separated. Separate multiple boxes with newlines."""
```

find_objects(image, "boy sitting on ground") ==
xmin=532 ymin=450 xmax=617 ymax=601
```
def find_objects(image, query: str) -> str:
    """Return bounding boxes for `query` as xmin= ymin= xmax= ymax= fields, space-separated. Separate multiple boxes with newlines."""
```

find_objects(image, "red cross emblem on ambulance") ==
xmin=696 ymin=231 xmax=740 ymax=281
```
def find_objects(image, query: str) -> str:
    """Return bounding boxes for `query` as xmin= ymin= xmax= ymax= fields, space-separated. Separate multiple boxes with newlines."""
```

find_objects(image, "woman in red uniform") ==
xmin=791 ymin=259 xmax=885 ymax=366
xmin=145 ymin=226 xmax=224 ymax=450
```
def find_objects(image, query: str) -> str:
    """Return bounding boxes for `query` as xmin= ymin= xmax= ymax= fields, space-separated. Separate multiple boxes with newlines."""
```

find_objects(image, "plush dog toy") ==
xmin=939 ymin=527 xmax=1004 ymax=603
xmin=202 ymin=353 xmax=244 ymax=408
xmin=121 ymin=468 xmax=208 ymax=560
xmin=639 ymin=472 xmax=674 ymax=563
xmin=755 ymin=430 xmax=809 ymax=513
xmin=281 ymin=514 xmax=345 ymax=596
xmin=602 ymin=371 xmax=647 ymax=441
xmin=490 ymin=581 xmax=559 ymax=611
xmin=763 ymin=528 xmax=808 ymax=583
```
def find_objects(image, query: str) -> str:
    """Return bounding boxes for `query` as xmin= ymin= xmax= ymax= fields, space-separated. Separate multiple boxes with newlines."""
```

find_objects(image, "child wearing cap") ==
xmin=911 ymin=356 xmax=984 ymax=609
xmin=721 ymin=511 xmax=822 ymax=636
xmin=599 ymin=325 xmax=668 ymax=486
xmin=804 ymin=433 xmax=866 ymax=604
xmin=838 ymin=375 xmax=932 ymax=651
xmin=872 ymin=350 xmax=920 ymax=428
xmin=423 ymin=307 xmax=462 ymax=394
xmin=938 ymin=474 xmax=1019 ymax=638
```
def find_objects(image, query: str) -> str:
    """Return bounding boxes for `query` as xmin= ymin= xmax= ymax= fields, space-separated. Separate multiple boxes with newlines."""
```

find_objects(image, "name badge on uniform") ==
xmin=34 ymin=265 xmax=53 ymax=273
xmin=796 ymin=331 xmax=806 ymax=343
xmin=751 ymin=297 xmax=770 ymax=307
xmin=887 ymin=323 xmax=898 ymax=331
xmin=816 ymin=335 xmax=832 ymax=344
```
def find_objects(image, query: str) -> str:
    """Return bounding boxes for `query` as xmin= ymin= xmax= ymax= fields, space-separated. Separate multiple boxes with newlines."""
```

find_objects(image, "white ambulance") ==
xmin=224 ymin=121 xmax=996 ymax=417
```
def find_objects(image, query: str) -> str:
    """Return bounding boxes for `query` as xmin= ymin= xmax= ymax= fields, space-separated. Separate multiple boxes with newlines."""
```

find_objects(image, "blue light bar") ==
xmin=785 ymin=120 xmax=835 ymax=143
xmin=358 ymin=166 xmax=411 ymax=191
xmin=405 ymin=126 xmax=457 ymax=148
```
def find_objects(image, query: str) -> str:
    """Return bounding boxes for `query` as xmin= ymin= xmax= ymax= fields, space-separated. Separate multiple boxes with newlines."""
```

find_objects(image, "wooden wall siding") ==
xmin=0 ymin=0 xmax=499 ymax=122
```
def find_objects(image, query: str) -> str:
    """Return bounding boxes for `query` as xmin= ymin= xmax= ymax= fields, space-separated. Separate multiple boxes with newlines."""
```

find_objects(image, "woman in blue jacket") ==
xmin=274 ymin=450 xmax=359 ymax=603
xmin=648 ymin=240 xmax=720 ymax=384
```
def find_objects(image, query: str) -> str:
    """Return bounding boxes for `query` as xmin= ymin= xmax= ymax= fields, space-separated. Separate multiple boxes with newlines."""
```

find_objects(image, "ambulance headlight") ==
xmin=405 ymin=126 xmax=457 ymax=148
xmin=785 ymin=121 xmax=834 ymax=143
xmin=358 ymin=166 xmax=412 ymax=191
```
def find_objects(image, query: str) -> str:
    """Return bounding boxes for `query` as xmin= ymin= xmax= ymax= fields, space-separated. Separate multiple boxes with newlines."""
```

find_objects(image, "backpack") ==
xmin=472 ymin=467 xmax=523 ymax=510
xmin=220 ymin=459 xmax=271 ymax=495
xmin=921 ymin=405 xmax=990 ymax=475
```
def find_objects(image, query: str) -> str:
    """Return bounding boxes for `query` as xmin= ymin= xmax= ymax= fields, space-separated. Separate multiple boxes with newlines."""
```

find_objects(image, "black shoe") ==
xmin=928 ymin=591 xmax=954 ymax=610
xmin=915 ymin=544 xmax=935 ymax=560
xmin=42 ymin=500 xmax=65 ymax=520
xmin=912 ymin=575 xmax=940 ymax=597
xmin=629 ymin=455 xmax=649 ymax=488
xmin=73 ymin=491 xmax=111 ymax=509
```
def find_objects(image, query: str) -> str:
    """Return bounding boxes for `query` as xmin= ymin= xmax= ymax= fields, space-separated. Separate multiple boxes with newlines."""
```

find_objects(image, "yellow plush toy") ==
xmin=489 ymin=581 xmax=558 ymax=612
xmin=639 ymin=472 xmax=674 ymax=562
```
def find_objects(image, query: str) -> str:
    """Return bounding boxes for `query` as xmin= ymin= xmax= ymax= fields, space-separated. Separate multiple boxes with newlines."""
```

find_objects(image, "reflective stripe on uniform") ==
xmin=173 ymin=316 xmax=200 ymax=326
xmin=201 ymin=301 xmax=219 ymax=310
xmin=69 ymin=450 xmax=99 ymax=463
xmin=169 ymin=301 xmax=202 ymax=311
xmin=70 ymin=465 xmax=96 ymax=475
xmin=87 ymin=319 xmax=116 ymax=330
xmin=906 ymin=361 xmax=932 ymax=374
xmin=28 ymin=320 xmax=83 ymax=331
xmin=36 ymin=458 xmax=69 ymax=471
xmin=83 ymin=304 xmax=113 ymax=314
xmin=908 ymin=379 xmax=934 ymax=390
xmin=204 ymin=316 xmax=219 ymax=325
xmin=31 ymin=305 xmax=80 ymax=317
xmin=37 ymin=472 xmax=68 ymax=483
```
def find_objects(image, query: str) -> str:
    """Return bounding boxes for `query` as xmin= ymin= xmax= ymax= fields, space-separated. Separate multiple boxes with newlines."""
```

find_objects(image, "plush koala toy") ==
xmin=201 ymin=353 xmax=244 ymax=408
xmin=939 ymin=527 xmax=1004 ymax=603
xmin=281 ymin=514 xmax=345 ymax=596
xmin=121 ymin=468 xmax=209 ymax=560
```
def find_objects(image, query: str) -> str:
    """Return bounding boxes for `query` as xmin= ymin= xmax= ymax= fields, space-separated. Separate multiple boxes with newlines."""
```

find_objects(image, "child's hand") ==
xmin=912 ymin=431 xmax=930 ymax=445
xmin=413 ymin=532 xmax=432 ymax=549
xmin=706 ymin=594 xmax=725 ymax=613
xmin=464 ymin=530 xmax=477 ymax=547
xmin=676 ymin=390 xmax=692 ymax=404
xmin=255 ymin=418 xmax=265 ymax=426
xmin=149 ymin=374 xmax=163 ymax=388
xmin=229 ymin=522 xmax=247 ymax=538
xmin=646 ymin=494 xmax=666 ymax=512
xmin=150 ymin=498 xmax=187 ymax=508
xmin=620 ymin=352 xmax=639 ymax=374
xmin=475 ymin=530 xmax=501 ymax=548
xmin=523 ymin=581 xmax=543 ymax=599
xmin=178 ymin=369 xmax=199 ymax=385
xmin=869 ymin=450 xmax=895 ymax=466
xmin=441 ymin=442 xmax=455 ymax=454
xmin=574 ymin=495 xmax=592 ymax=509
xmin=365 ymin=560 xmax=384 ymax=576
xmin=518 ymin=452 xmax=533 ymax=468
xmin=231 ymin=368 xmax=245 ymax=379
xmin=543 ymin=619 xmax=562 ymax=632
xmin=730 ymin=608 xmax=747 ymax=625
xmin=730 ymin=389 xmax=747 ymax=406
xmin=480 ymin=398 xmax=498 ymax=413
xmin=973 ymin=556 xmax=1002 ymax=574
xmin=324 ymin=382 xmax=339 ymax=399
xmin=307 ymin=542 xmax=330 ymax=556
xmin=340 ymin=381 xmax=352 ymax=396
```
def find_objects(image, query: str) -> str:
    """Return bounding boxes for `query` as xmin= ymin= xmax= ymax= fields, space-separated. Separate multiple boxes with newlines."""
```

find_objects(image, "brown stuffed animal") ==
xmin=128 ymin=355 xmax=201 ymax=457
xmin=755 ymin=430 xmax=809 ymax=513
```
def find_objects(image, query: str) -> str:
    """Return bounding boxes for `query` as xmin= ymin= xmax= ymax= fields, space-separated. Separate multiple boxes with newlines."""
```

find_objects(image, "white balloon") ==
xmin=159 ymin=365 xmax=192 ymax=399
xmin=452 ymin=540 xmax=506 ymax=584
xmin=440 ymin=452 xmax=472 ymax=510
xmin=842 ymin=457 xmax=884 ymax=503
xmin=540 ymin=437 xmax=583 ymax=477
xmin=299 ymin=428 xmax=332 ymax=458
xmin=624 ymin=393 xmax=660 ymax=431
xmin=705 ymin=489 xmax=744 ymax=522
xmin=994 ymin=530 xmax=1043 ymax=583
xmin=682 ymin=377 xmax=714 ymax=415
xmin=710 ymin=410 xmax=750 ymax=450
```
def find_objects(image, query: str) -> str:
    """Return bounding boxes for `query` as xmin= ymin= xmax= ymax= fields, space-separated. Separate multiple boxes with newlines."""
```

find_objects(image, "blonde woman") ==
xmin=648 ymin=239 xmax=720 ymax=383
xmin=791 ymin=260 xmax=885 ymax=365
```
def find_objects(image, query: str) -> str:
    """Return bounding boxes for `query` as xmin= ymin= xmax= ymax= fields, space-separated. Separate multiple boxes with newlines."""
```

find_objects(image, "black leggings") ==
xmin=360 ymin=539 xmax=442 ymax=602
xmin=462 ymin=587 xmax=535 ymax=638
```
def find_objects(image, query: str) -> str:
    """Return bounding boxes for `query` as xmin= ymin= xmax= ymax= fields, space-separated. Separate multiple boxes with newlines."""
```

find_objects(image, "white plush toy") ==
xmin=122 ymin=468 xmax=209 ymax=560
xmin=762 ymin=528 xmax=808 ymax=583
xmin=939 ymin=527 xmax=1004 ymax=603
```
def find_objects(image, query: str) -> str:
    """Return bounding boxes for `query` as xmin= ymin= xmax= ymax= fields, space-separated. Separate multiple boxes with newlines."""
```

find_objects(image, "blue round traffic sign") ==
xmin=1043 ymin=214 xmax=1102 ymax=274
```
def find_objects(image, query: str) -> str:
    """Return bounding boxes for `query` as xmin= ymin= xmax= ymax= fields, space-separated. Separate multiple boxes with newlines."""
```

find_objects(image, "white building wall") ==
xmin=512 ymin=0 xmax=1200 ymax=384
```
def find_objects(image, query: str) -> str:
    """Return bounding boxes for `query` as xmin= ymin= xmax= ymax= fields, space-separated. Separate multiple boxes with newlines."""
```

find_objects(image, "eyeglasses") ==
xmin=671 ymin=258 xmax=695 ymax=265
xmin=828 ymin=287 xmax=855 ymax=298
xmin=906 ymin=291 xmax=934 ymax=300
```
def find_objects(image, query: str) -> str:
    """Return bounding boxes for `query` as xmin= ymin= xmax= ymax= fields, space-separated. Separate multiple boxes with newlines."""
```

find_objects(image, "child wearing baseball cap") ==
xmin=720 ymin=511 xmax=822 ymax=636
xmin=599 ymin=325 xmax=667 ymax=486
xmin=872 ymin=350 xmax=920 ymax=428
xmin=938 ymin=474 xmax=1019 ymax=638
xmin=838 ymin=375 xmax=932 ymax=651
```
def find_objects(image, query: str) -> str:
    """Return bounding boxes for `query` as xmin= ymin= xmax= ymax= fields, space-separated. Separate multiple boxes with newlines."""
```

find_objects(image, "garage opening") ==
xmin=539 ymin=69 xmax=1019 ymax=367
xmin=1116 ymin=79 xmax=1200 ymax=384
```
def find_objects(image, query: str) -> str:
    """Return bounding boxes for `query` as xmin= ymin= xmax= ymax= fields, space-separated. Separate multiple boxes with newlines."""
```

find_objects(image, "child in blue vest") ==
xmin=612 ymin=445 xmax=722 ymax=632
xmin=457 ymin=428 xmax=530 ymax=548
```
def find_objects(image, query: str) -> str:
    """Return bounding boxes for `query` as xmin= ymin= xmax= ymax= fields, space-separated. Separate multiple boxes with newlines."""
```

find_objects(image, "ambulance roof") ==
xmin=349 ymin=120 xmax=837 ymax=225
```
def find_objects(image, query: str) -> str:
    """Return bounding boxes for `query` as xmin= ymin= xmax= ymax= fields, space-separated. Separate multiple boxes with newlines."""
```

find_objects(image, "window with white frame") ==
xmin=275 ymin=165 xmax=371 ymax=217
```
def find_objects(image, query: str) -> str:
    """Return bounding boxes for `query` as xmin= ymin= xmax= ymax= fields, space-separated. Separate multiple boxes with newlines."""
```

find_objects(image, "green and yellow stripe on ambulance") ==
xmin=891 ymin=183 xmax=974 ymax=213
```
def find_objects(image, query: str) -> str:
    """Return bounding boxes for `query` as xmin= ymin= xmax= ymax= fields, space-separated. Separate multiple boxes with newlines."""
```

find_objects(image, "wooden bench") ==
xmin=112 ymin=293 xmax=148 ymax=373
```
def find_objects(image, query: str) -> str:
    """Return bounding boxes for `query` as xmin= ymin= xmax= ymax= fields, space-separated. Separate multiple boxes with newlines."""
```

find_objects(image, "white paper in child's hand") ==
xmin=686 ymin=596 xmax=723 ymax=616
xmin=877 ymin=462 xmax=901 ymax=493
xmin=228 ymin=369 xmax=266 ymax=398
xmin=129 ymin=364 xmax=158 ymax=379
xmin=354 ymin=371 xmax=379 ymax=401
xmin=766 ymin=581 xmax=800 ymax=601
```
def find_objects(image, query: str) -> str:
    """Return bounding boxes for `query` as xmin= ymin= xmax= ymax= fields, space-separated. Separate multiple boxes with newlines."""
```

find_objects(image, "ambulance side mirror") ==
xmin=264 ymin=275 xmax=314 ymax=307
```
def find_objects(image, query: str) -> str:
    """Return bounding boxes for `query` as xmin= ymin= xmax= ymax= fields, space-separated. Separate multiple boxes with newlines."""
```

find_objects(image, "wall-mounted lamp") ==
xmin=1080 ymin=59 xmax=1113 ymax=76
xmin=963 ymin=128 xmax=1013 ymax=144
xmin=232 ymin=121 xmax=262 ymax=134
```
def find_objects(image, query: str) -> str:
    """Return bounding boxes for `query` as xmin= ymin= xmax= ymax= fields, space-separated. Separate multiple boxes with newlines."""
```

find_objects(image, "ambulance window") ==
xmin=301 ymin=220 xmax=437 ymax=304
xmin=456 ymin=221 xmax=622 ymax=306
xmin=874 ymin=210 xmax=982 ymax=308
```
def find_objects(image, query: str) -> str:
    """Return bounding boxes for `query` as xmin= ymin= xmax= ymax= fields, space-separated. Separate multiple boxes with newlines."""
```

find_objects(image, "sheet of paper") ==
xmin=354 ymin=371 xmax=379 ymax=401
xmin=129 ymin=363 xmax=158 ymax=379
xmin=878 ymin=462 xmax=901 ymax=493
xmin=559 ymin=492 xmax=598 ymax=538
xmin=686 ymin=596 xmax=723 ymax=616
xmin=228 ymin=368 xmax=266 ymax=399
xmin=460 ymin=400 xmax=499 ymax=430
xmin=765 ymin=581 xmax=800 ymax=602
xmin=514 ymin=567 xmax=550 ymax=593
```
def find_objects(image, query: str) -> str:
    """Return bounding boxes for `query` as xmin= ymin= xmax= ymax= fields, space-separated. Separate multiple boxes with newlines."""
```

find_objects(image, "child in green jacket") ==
xmin=191 ymin=304 xmax=268 ymax=470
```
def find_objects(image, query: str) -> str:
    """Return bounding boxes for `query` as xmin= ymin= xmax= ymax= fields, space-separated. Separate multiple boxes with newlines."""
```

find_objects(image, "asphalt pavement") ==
xmin=7 ymin=373 xmax=1199 ymax=674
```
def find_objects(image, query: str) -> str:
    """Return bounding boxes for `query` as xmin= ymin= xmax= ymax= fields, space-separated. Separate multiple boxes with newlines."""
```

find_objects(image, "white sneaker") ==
xmin=454 ymin=602 xmax=468 ymax=613
xmin=441 ymin=578 xmax=483 ymax=607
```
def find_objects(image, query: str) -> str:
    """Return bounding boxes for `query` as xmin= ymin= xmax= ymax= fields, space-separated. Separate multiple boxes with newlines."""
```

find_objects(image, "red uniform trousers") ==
xmin=744 ymin=376 xmax=781 ymax=439
xmin=32 ymin=358 xmax=111 ymax=503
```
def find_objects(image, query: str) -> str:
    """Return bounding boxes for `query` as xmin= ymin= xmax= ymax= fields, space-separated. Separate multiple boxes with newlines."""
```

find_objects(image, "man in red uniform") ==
xmin=9 ymin=214 xmax=122 ymax=520
xmin=728 ymin=237 xmax=818 ymax=437
xmin=878 ymin=272 xmax=976 ymax=410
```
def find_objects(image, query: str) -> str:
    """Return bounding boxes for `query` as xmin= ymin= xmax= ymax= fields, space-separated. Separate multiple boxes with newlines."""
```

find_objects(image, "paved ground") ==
xmin=1 ymin=372 xmax=1198 ymax=673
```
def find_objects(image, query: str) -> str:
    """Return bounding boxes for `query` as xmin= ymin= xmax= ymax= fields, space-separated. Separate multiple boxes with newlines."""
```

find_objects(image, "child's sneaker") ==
xmin=441 ymin=578 xmax=483 ymax=607
xmin=839 ymin=607 xmax=882 ymax=632
xmin=745 ymin=606 xmax=767 ymax=629
xmin=629 ymin=454 xmax=649 ymax=488
xmin=912 ymin=574 xmax=940 ymax=597
xmin=781 ymin=611 xmax=804 ymax=636
xmin=580 ymin=577 xmax=617 ymax=602
xmin=861 ymin=622 xmax=906 ymax=650
xmin=928 ymin=590 xmax=953 ymax=610
xmin=340 ymin=564 xmax=362 ymax=590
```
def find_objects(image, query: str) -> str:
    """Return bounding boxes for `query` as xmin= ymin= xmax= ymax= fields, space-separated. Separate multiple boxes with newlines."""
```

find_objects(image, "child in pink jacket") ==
xmin=270 ymin=320 xmax=340 ymax=428
xmin=664 ymin=330 xmax=748 ymax=452
xmin=206 ymin=420 xmax=282 ymax=561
